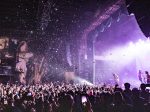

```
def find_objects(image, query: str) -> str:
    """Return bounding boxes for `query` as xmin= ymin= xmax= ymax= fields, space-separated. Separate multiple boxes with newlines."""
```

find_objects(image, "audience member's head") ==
xmin=140 ymin=83 xmax=146 ymax=91
xmin=132 ymin=88 xmax=140 ymax=98
xmin=145 ymin=71 xmax=149 ymax=75
xmin=124 ymin=83 xmax=131 ymax=90
xmin=58 ymin=94 xmax=74 ymax=112
xmin=113 ymin=91 xmax=125 ymax=104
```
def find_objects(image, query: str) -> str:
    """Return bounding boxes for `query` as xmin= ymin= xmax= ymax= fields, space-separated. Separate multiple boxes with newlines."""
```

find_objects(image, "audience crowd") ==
xmin=0 ymin=82 xmax=149 ymax=112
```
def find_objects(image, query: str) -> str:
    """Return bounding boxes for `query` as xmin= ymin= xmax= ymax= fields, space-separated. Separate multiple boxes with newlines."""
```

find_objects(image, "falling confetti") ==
xmin=0 ymin=0 xmax=102 ymax=82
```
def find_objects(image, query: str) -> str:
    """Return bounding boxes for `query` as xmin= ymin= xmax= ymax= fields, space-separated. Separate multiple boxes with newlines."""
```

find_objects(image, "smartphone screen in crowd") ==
xmin=81 ymin=96 xmax=87 ymax=104
xmin=27 ymin=93 xmax=32 ymax=96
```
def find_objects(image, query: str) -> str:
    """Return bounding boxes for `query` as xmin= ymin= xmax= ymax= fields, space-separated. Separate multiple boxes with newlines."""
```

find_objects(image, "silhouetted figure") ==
xmin=58 ymin=94 xmax=74 ymax=112
xmin=123 ymin=83 xmax=132 ymax=104
xmin=111 ymin=92 xmax=133 ymax=112
xmin=138 ymin=70 xmax=143 ymax=83
xmin=132 ymin=88 xmax=145 ymax=112
xmin=145 ymin=71 xmax=150 ymax=84
xmin=140 ymin=83 xmax=149 ymax=103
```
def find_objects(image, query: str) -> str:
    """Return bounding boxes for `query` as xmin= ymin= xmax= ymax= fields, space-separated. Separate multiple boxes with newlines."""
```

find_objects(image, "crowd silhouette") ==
xmin=0 ymin=82 xmax=149 ymax=112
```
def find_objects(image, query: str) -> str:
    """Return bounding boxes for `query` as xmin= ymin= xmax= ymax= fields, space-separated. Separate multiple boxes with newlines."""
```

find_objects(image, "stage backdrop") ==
xmin=94 ymin=14 xmax=146 ymax=85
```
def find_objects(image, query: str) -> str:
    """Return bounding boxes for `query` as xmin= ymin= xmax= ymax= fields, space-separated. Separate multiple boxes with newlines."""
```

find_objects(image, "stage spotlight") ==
xmin=84 ymin=54 xmax=87 ymax=60
xmin=117 ymin=11 xmax=121 ymax=22
xmin=74 ymin=77 xmax=94 ymax=86
xmin=100 ymin=27 xmax=105 ymax=32
xmin=107 ymin=18 xmax=112 ymax=28
xmin=138 ymin=39 xmax=142 ymax=42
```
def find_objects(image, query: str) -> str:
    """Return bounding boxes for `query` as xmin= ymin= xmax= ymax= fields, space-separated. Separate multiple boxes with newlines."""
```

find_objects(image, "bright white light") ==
xmin=129 ymin=42 xmax=134 ymax=46
xmin=146 ymin=37 xmax=149 ymax=42
xmin=84 ymin=54 xmax=87 ymax=60
xmin=74 ymin=77 xmax=94 ymax=86
xmin=138 ymin=39 xmax=143 ymax=43
xmin=130 ymin=13 xmax=134 ymax=16
xmin=95 ymin=39 xmax=150 ymax=66
xmin=94 ymin=39 xmax=150 ymax=85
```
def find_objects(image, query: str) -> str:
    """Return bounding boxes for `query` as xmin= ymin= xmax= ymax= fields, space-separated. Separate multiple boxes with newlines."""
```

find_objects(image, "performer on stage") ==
xmin=138 ymin=70 xmax=143 ymax=83
xmin=16 ymin=41 xmax=33 ymax=84
xmin=113 ymin=73 xmax=119 ymax=85
xmin=145 ymin=71 xmax=150 ymax=84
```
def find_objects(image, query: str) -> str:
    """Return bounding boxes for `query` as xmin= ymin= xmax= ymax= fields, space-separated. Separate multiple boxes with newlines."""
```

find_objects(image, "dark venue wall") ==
xmin=126 ymin=0 xmax=150 ymax=37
